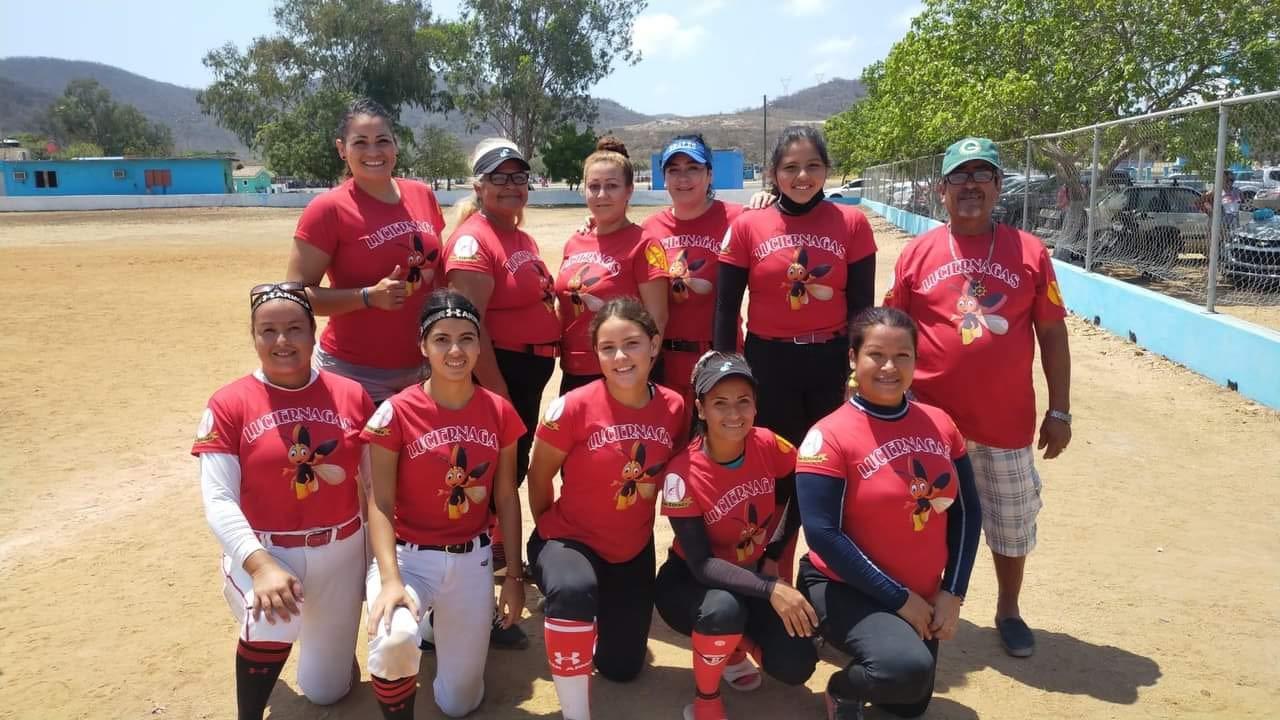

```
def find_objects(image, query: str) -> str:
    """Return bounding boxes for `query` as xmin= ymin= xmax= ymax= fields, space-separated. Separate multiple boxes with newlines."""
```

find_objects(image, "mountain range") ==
xmin=0 ymin=57 xmax=863 ymax=165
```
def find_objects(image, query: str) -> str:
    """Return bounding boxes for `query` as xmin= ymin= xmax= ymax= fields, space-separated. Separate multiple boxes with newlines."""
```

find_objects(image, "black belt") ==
xmin=662 ymin=338 xmax=709 ymax=353
xmin=396 ymin=533 xmax=491 ymax=554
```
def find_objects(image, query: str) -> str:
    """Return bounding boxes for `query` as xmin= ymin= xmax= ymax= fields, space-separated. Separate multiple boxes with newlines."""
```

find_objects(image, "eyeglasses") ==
xmin=944 ymin=169 xmax=997 ymax=185
xmin=250 ymin=282 xmax=309 ymax=310
xmin=486 ymin=171 xmax=530 ymax=186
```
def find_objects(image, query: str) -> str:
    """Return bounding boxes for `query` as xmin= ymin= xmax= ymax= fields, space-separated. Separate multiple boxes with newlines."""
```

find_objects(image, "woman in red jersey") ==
xmin=286 ymin=98 xmax=447 ymax=405
xmin=194 ymin=283 xmax=373 ymax=720
xmin=795 ymin=308 xmax=981 ymax=719
xmin=360 ymin=290 xmax=526 ymax=719
xmin=527 ymin=297 xmax=686 ymax=720
xmin=656 ymin=351 xmax=818 ymax=720
xmin=555 ymin=138 xmax=670 ymax=394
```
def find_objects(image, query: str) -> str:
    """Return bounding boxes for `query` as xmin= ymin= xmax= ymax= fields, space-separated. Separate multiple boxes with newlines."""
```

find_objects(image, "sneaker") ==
xmin=824 ymin=690 xmax=864 ymax=720
xmin=490 ymin=610 xmax=529 ymax=650
xmin=996 ymin=616 xmax=1036 ymax=658
xmin=419 ymin=609 xmax=435 ymax=653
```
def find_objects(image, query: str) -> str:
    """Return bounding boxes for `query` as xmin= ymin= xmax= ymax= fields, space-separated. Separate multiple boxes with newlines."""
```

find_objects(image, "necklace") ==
xmin=947 ymin=223 xmax=997 ymax=296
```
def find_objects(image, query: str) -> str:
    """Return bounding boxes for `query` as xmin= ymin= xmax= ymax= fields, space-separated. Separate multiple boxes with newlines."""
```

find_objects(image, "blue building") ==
xmin=0 ymin=157 xmax=234 ymax=196
xmin=650 ymin=149 xmax=745 ymax=191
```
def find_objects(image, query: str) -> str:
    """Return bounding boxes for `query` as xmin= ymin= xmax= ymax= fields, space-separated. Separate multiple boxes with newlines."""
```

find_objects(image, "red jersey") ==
xmin=883 ymin=224 xmax=1067 ymax=448
xmin=796 ymin=399 xmax=966 ymax=598
xmin=661 ymin=428 xmax=796 ymax=567
xmin=555 ymin=224 xmax=669 ymax=375
xmin=642 ymin=201 xmax=743 ymax=342
xmin=720 ymin=203 xmax=876 ymax=338
xmin=192 ymin=371 xmax=372 ymax=532
xmin=443 ymin=213 xmax=561 ymax=347
xmin=295 ymin=179 xmax=446 ymax=369
xmin=534 ymin=380 xmax=686 ymax=563
xmin=361 ymin=384 xmax=524 ymax=546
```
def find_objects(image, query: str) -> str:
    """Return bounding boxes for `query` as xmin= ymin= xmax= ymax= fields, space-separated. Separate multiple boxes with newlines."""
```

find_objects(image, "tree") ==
xmin=539 ymin=123 xmax=597 ymax=190
xmin=55 ymin=141 xmax=105 ymax=160
xmin=438 ymin=0 xmax=645 ymax=160
xmin=198 ymin=0 xmax=449 ymax=184
xmin=412 ymin=125 xmax=469 ymax=190
xmin=44 ymin=79 xmax=174 ymax=156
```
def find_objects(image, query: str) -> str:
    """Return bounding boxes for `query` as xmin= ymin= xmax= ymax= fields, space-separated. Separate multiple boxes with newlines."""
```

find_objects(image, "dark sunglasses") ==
xmin=944 ymin=169 xmax=997 ymax=185
xmin=486 ymin=171 xmax=530 ymax=186
xmin=250 ymin=282 xmax=310 ymax=311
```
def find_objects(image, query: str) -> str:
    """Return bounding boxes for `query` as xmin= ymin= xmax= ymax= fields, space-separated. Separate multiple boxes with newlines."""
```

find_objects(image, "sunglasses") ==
xmin=486 ymin=171 xmax=530 ymax=186
xmin=250 ymin=282 xmax=310 ymax=311
xmin=944 ymin=169 xmax=997 ymax=185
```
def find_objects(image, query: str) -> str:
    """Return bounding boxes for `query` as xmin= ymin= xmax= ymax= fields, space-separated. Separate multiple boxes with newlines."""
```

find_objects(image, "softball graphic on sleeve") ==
xmin=541 ymin=395 xmax=567 ymax=430
xmin=364 ymin=400 xmax=395 ymax=437
xmin=195 ymin=407 xmax=219 ymax=443
xmin=798 ymin=428 xmax=826 ymax=463
xmin=452 ymin=235 xmax=480 ymax=261
xmin=662 ymin=472 xmax=690 ymax=510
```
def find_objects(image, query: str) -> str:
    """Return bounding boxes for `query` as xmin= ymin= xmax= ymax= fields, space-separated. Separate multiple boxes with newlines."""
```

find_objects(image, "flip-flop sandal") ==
xmin=996 ymin=617 xmax=1036 ymax=658
xmin=721 ymin=656 xmax=763 ymax=691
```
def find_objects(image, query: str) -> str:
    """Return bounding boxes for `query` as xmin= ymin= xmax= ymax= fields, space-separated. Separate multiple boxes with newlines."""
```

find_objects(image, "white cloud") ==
xmin=894 ymin=2 xmax=925 ymax=29
xmin=813 ymin=36 xmax=856 ymax=56
xmin=632 ymin=13 xmax=706 ymax=59
xmin=783 ymin=0 xmax=825 ymax=16
xmin=688 ymin=0 xmax=725 ymax=18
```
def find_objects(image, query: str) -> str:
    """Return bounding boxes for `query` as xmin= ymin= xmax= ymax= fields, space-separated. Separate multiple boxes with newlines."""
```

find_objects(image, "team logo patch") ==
xmin=613 ymin=442 xmax=661 ymax=510
xmin=541 ymin=395 xmax=567 ymax=430
xmin=960 ymin=140 xmax=981 ymax=154
xmin=1047 ymin=280 xmax=1063 ymax=307
xmin=364 ymin=400 xmax=395 ymax=437
xmin=783 ymin=247 xmax=834 ymax=310
xmin=404 ymin=234 xmax=439 ymax=295
xmin=775 ymin=434 xmax=794 ymax=454
xmin=662 ymin=472 xmax=690 ymax=509
xmin=452 ymin=235 xmax=480 ymax=260
xmin=442 ymin=445 xmax=489 ymax=519
xmin=900 ymin=457 xmax=954 ymax=532
xmin=798 ymin=428 xmax=826 ymax=463
xmin=645 ymin=243 xmax=667 ymax=271
xmin=284 ymin=424 xmax=344 ymax=501
xmin=195 ymin=407 xmax=219 ymax=443
xmin=953 ymin=276 xmax=1008 ymax=346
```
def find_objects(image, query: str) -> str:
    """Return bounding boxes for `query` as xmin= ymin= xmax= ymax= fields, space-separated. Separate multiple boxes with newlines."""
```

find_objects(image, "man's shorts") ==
xmin=967 ymin=442 xmax=1042 ymax=557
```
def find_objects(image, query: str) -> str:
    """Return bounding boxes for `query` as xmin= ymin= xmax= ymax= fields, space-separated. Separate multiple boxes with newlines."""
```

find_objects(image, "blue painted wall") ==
xmin=0 ymin=158 xmax=233 ymax=196
xmin=860 ymin=197 xmax=1280 ymax=410
xmin=650 ymin=149 xmax=745 ymax=191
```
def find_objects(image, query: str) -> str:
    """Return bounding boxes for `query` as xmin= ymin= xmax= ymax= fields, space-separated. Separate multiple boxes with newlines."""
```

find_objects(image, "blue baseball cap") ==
xmin=661 ymin=138 xmax=710 ymax=168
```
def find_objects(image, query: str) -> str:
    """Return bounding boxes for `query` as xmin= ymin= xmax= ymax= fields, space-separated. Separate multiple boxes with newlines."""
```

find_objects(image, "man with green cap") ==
xmin=883 ymin=137 xmax=1073 ymax=659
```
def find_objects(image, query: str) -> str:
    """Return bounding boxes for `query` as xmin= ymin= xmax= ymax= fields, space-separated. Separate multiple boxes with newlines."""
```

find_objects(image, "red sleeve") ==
xmin=763 ymin=428 xmax=798 ymax=478
xmin=497 ymin=395 xmax=528 ymax=449
xmin=795 ymin=421 xmax=846 ymax=477
xmin=719 ymin=214 xmax=752 ymax=269
xmin=191 ymin=391 xmax=241 ymax=457
xmin=293 ymin=193 xmax=339 ymax=256
xmin=444 ymin=224 xmax=497 ymax=277
xmin=845 ymin=207 xmax=878 ymax=263
xmin=659 ymin=451 xmax=702 ymax=518
xmin=1031 ymin=242 xmax=1068 ymax=325
xmin=360 ymin=398 xmax=405 ymax=451
xmin=349 ymin=388 xmax=376 ymax=445
xmin=534 ymin=392 xmax=579 ymax=453
xmin=636 ymin=233 xmax=671 ymax=282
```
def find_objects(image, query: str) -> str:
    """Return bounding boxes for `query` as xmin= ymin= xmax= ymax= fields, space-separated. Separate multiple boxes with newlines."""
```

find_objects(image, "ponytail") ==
xmin=451 ymin=192 xmax=482 ymax=227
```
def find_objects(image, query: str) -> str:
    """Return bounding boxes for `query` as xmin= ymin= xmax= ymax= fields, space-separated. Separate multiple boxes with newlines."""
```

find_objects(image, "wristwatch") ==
xmin=1046 ymin=409 xmax=1072 ymax=425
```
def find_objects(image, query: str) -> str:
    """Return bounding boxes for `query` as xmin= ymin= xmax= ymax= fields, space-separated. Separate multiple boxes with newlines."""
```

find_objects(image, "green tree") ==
xmin=198 ymin=0 xmax=449 ymax=184
xmin=411 ymin=125 xmax=469 ymax=190
xmin=44 ymin=79 xmax=174 ymax=156
xmin=14 ymin=132 xmax=53 ymax=160
xmin=438 ymin=0 xmax=645 ymax=160
xmin=539 ymin=123 xmax=597 ymax=190
xmin=55 ymin=141 xmax=105 ymax=159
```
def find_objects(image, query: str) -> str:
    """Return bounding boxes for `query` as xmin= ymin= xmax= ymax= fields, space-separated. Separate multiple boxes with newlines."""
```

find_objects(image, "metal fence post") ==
xmin=1022 ymin=139 xmax=1032 ymax=231
xmin=1206 ymin=104 xmax=1229 ymax=312
xmin=1084 ymin=127 xmax=1101 ymax=272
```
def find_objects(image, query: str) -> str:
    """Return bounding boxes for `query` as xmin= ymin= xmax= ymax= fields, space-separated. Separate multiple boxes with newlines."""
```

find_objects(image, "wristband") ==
xmin=1046 ymin=409 xmax=1072 ymax=425
xmin=360 ymin=287 xmax=371 ymax=308
xmin=503 ymin=573 xmax=525 ymax=583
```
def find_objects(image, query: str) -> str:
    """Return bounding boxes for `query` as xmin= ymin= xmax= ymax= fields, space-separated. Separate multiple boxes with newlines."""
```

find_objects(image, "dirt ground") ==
xmin=1 ymin=206 xmax=1277 ymax=720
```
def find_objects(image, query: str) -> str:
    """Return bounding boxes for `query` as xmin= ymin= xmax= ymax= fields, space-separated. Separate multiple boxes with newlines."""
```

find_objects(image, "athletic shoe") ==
xmin=996 ymin=616 xmax=1036 ymax=657
xmin=490 ymin=609 xmax=529 ymax=650
xmin=824 ymin=690 xmax=864 ymax=720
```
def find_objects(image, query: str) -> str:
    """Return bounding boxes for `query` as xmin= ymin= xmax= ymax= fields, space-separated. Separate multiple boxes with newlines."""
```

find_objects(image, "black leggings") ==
xmin=744 ymin=333 xmax=848 ymax=445
xmin=654 ymin=554 xmax=816 ymax=686
xmin=559 ymin=371 xmax=602 ymax=396
xmin=528 ymin=533 xmax=656 ymax=682
xmin=798 ymin=556 xmax=938 ymax=718
xmin=493 ymin=348 xmax=555 ymax=486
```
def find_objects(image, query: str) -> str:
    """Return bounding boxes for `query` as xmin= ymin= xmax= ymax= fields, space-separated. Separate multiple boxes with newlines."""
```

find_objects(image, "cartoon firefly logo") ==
xmin=567 ymin=265 xmax=604 ymax=315
xmin=612 ymin=441 xmax=662 ymax=510
xmin=531 ymin=261 xmax=557 ymax=313
xmin=951 ymin=276 xmax=1008 ymax=345
xmin=900 ymin=457 xmax=953 ymax=531
xmin=282 ymin=424 xmax=345 ymax=500
xmin=438 ymin=445 xmax=489 ymax=519
xmin=732 ymin=503 xmax=773 ymax=562
xmin=404 ymin=233 xmax=439 ymax=295
xmin=669 ymin=249 xmax=711 ymax=303
xmin=782 ymin=247 xmax=833 ymax=310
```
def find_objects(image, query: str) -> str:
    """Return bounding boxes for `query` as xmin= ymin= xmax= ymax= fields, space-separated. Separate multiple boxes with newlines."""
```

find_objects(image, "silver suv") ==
xmin=1088 ymin=185 xmax=1210 ymax=263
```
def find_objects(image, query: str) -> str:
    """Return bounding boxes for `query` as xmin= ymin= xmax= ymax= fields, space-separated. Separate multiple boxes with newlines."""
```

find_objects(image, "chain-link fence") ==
xmin=862 ymin=91 xmax=1280 ymax=319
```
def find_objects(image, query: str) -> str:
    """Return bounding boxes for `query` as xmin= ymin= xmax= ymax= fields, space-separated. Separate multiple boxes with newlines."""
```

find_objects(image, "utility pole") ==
xmin=762 ymin=94 xmax=768 ymax=188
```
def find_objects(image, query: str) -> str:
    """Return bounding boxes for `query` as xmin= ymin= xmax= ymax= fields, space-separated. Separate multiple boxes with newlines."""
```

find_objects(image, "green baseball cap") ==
xmin=941 ymin=137 xmax=1002 ymax=176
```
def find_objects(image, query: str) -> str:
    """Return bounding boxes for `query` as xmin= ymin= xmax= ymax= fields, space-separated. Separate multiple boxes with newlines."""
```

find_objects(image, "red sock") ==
xmin=235 ymin=640 xmax=291 ymax=720
xmin=370 ymin=674 xmax=416 ymax=720
xmin=692 ymin=632 xmax=740 ymax=697
xmin=731 ymin=635 xmax=762 ymax=665
xmin=545 ymin=617 xmax=595 ymax=719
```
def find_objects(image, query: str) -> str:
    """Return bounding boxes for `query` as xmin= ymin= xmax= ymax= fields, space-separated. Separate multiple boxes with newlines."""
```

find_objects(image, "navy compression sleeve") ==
xmin=714 ymin=263 xmax=748 ymax=351
xmin=845 ymin=254 xmax=876 ymax=320
xmin=669 ymin=516 xmax=776 ymax=599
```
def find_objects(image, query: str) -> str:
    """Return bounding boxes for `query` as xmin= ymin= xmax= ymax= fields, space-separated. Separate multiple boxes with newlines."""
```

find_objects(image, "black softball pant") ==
xmin=797 ymin=556 xmax=938 ymax=718
xmin=493 ymin=348 xmax=555 ymax=486
xmin=528 ymin=533 xmax=656 ymax=682
xmin=654 ymin=554 xmax=816 ymax=686
xmin=743 ymin=333 xmax=848 ymax=445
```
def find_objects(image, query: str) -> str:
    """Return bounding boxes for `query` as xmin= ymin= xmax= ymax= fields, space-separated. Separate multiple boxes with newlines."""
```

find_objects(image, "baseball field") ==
xmin=0 ymin=206 xmax=1276 ymax=719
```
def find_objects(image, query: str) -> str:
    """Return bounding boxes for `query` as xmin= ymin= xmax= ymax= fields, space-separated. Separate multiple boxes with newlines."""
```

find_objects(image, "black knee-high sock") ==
xmin=235 ymin=639 xmax=291 ymax=720
xmin=371 ymin=674 xmax=417 ymax=719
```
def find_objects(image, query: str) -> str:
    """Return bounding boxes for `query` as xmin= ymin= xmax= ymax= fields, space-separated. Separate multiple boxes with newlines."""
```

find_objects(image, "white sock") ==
xmin=552 ymin=674 xmax=590 ymax=720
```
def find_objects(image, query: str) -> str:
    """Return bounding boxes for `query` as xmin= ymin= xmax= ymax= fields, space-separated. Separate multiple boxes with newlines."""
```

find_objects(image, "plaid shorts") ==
xmin=967 ymin=442 xmax=1042 ymax=557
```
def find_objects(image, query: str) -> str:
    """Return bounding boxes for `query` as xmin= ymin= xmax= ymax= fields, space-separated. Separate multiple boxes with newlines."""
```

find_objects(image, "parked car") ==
xmin=1085 ymin=184 xmax=1210 ymax=263
xmin=993 ymin=176 xmax=1063 ymax=228
xmin=1252 ymin=187 xmax=1280 ymax=211
xmin=1163 ymin=173 xmax=1206 ymax=192
xmin=1223 ymin=216 xmax=1280 ymax=287
xmin=828 ymin=178 xmax=863 ymax=199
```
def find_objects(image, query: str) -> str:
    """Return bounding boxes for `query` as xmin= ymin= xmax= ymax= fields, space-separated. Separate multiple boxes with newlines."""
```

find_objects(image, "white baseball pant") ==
xmin=220 ymin=523 xmax=365 ymax=705
xmin=365 ymin=537 xmax=495 ymax=718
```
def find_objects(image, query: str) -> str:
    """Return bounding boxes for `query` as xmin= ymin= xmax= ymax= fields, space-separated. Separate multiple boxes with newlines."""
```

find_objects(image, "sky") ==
xmin=0 ymin=0 xmax=925 ymax=116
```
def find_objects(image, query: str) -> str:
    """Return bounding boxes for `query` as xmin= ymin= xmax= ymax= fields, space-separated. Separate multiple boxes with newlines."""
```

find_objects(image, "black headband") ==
xmin=419 ymin=306 xmax=481 ymax=337
xmin=251 ymin=288 xmax=314 ymax=316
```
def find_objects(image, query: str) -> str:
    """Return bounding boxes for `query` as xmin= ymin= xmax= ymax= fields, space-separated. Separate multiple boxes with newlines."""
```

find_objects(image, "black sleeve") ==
xmin=762 ymin=471 xmax=800 ymax=560
xmin=941 ymin=454 xmax=982 ymax=598
xmin=796 ymin=471 xmax=909 ymax=609
xmin=846 ymin=253 xmax=876 ymax=321
xmin=670 ymin=516 xmax=776 ymax=600
xmin=714 ymin=263 xmax=748 ymax=351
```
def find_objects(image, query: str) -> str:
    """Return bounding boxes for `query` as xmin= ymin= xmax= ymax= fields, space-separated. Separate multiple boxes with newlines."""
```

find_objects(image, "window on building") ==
xmin=34 ymin=170 xmax=58 ymax=188
xmin=113 ymin=169 xmax=126 ymax=180
xmin=144 ymin=168 xmax=172 ymax=189
xmin=13 ymin=171 xmax=27 ymax=182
